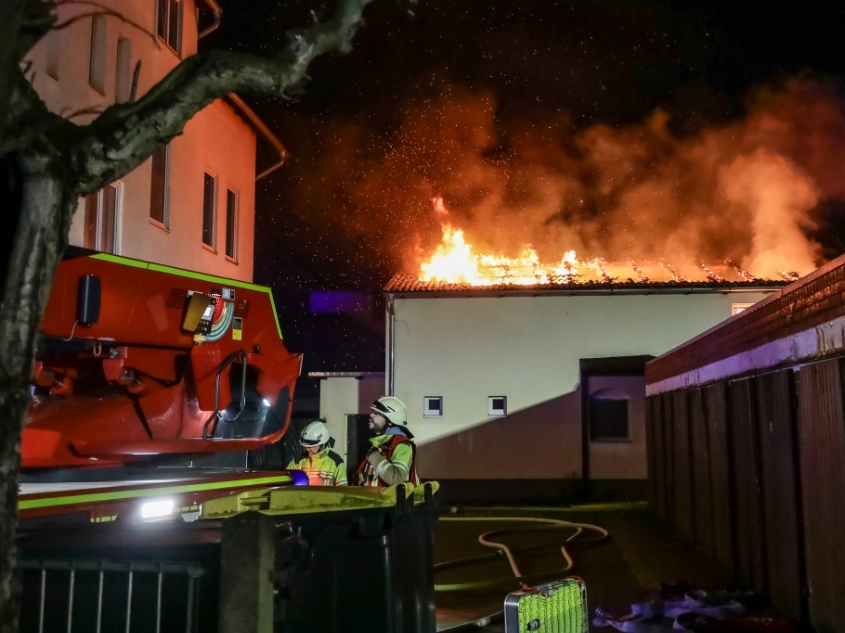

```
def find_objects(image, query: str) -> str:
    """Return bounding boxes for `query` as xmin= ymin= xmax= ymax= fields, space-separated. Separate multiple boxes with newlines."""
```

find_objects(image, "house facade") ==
xmin=369 ymin=276 xmax=783 ymax=501
xmin=25 ymin=0 xmax=274 ymax=282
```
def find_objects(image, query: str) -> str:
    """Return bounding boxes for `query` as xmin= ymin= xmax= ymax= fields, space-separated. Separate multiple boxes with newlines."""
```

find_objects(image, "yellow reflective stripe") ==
xmin=89 ymin=253 xmax=284 ymax=339
xmin=18 ymin=475 xmax=293 ymax=511
xmin=267 ymin=292 xmax=283 ymax=340
xmin=90 ymin=515 xmax=117 ymax=523
xmin=389 ymin=443 xmax=413 ymax=470
xmin=91 ymin=254 xmax=149 ymax=270
xmin=90 ymin=253 xmax=266 ymax=292
xmin=335 ymin=463 xmax=347 ymax=486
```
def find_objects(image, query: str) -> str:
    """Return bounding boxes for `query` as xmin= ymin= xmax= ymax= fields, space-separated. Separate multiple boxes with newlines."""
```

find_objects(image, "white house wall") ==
xmin=392 ymin=292 xmax=773 ymax=480
xmin=27 ymin=0 xmax=257 ymax=282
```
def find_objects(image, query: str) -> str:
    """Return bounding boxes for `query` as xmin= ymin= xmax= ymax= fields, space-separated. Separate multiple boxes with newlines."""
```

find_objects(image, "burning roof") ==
xmin=385 ymin=273 xmax=787 ymax=294
xmin=395 ymin=196 xmax=795 ymax=294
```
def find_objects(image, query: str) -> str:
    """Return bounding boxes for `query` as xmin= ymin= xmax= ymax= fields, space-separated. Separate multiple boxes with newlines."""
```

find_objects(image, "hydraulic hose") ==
xmin=435 ymin=516 xmax=608 ymax=592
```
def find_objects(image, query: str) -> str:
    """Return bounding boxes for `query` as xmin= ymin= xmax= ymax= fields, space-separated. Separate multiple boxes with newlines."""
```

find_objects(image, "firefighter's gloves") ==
xmin=366 ymin=449 xmax=385 ymax=470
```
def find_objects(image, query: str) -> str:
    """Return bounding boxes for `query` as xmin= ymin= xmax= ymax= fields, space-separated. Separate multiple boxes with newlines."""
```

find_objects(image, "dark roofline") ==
xmin=382 ymin=273 xmax=786 ymax=298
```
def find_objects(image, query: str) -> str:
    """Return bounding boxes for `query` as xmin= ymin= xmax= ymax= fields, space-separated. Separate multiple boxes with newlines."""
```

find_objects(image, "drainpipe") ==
xmin=387 ymin=294 xmax=395 ymax=396
xmin=198 ymin=0 xmax=223 ymax=39
xmin=226 ymin=93 xmax=289 ymax=180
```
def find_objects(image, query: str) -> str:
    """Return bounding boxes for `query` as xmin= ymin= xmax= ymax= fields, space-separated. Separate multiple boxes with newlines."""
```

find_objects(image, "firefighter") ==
xmin=355 ymin=396 xmax=420 ymax=487
xmin=287 ymin=420 xmax=347 ymax=486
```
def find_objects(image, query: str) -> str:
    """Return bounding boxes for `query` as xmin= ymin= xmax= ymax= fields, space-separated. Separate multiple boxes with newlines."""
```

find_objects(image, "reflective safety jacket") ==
xmin=355 ymin=429 xmax=420 ymax=487
xmin=287 ymin=448 xmax=347 ymax=486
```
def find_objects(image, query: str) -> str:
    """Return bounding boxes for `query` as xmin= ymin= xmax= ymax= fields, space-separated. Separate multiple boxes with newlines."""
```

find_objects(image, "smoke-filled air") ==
xmin=289 ymin=78 xmax=845 ymax=285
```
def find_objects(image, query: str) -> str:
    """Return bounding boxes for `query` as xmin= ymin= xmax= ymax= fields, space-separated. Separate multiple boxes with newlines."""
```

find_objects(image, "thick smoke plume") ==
xmin=289 ymin=78 xmax=845 ymax=281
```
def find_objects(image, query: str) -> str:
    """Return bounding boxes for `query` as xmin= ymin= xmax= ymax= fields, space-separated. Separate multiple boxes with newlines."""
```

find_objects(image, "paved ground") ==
xmin=433 ymin=503 xmax=733 ymax=632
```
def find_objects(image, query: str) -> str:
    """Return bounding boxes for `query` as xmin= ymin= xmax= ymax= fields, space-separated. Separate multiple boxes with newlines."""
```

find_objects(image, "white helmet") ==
xmin=370 ymin=396 xmax=407 ymax=426
xmin=300 ymin=420 xmax=330 ymax=447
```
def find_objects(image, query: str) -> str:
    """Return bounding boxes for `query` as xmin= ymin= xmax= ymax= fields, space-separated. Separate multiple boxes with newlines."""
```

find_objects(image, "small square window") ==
xmin=423 ymin=396 xmax=443 ymax=418
xmin=488 ymin=396 xmax=507 ymax=417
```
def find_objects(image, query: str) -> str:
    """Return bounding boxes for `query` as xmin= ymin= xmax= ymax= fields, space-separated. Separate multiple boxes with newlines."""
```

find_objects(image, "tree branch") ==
xmin=12 ymin=0 xmax=55 ymax=63
xmin=0 ymin=69 xmax=69 ymax=157
xmin=70 ymin=0 xmax=377 ymax=193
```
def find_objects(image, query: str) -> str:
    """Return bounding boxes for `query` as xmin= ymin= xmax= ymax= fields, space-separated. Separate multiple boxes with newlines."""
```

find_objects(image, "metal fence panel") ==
xmin=754 ymin=369 xmax=805 ymax=622
xmin=19 ymin=559 xmax=205 ymax=633
xmin=671 ymin=391 xmax=694 ymax=543
xmin=728 ymin=378 xmax=766 ymax=594
xmin=646 ymin=396 xmax=661 ymax=517
xmin=660 ymin=392 xmax=675 ymax=531
xmin=795 ymin=359 xmax=845 ymax=633
xmin=703 ymin=382 xmax=735 ymax=574
xmin=647 ymin=396 xmax=666 ymax=521
xmin=689 ymin=388 xmax=715 ymax=559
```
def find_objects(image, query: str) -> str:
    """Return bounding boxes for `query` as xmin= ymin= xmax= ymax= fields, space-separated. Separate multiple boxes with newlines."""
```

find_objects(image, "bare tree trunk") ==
xmin=0 ymin=149 xmax=75 ymax=630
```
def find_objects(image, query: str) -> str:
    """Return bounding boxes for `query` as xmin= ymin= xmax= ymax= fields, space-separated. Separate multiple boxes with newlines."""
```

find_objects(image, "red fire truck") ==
xmin=19 ymin=248 xmax=306 ymax=523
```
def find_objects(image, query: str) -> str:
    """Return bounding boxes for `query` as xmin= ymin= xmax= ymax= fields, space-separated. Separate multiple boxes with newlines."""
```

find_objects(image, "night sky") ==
xmin=205 ymin=1 xmax=845 ymax=370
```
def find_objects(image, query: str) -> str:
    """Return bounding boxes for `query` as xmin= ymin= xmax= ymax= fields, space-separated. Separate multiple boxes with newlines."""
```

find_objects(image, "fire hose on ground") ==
xmin=434 ymin=516 xmax=610 ymax=631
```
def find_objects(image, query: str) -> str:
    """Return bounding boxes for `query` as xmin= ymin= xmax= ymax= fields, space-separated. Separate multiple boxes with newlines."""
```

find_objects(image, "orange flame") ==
xmin=417 ymin=198 xmax=786 ymax=285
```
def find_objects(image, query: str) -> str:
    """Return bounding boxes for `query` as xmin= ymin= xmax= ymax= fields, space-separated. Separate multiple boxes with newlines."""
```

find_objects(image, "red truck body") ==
xmin=23 ymin=250 xmax=302 ymax=470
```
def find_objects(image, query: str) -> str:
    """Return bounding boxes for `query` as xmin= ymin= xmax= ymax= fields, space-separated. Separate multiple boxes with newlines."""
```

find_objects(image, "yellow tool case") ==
xmin=504 ymin=577 xmax=588 ymax=633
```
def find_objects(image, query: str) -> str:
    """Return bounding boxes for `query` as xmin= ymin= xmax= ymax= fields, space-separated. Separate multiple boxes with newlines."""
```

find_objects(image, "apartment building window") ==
xmin=89 ymin=15 xmax=107 ymax=92
xmin=84 ymin=184 xmax=120 ymax=253
xmin=115 ymin=37 xmax=132 ymax=103
xmin=150 ymin=144 xmax=170 ymax=228
xmin=157 ymin=0 xmax=183 ymax=55
xmin=45 ymin=29 xmax=60 ymax=79
xmin=225 ymin=189 xmax=238 ymax=260
xmin=202 ymin=173 xmax=217 ymax=249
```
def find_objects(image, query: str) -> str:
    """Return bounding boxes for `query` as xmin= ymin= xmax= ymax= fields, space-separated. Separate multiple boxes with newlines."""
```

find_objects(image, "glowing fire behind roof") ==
xmin=418 ymin=197 xmax=801 ymax=286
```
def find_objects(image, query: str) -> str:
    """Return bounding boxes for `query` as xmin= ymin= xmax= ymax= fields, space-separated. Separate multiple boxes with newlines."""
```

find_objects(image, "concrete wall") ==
xmin=391 ymin=291 xmax=774 ymax=480
xmin=26 ymin=0 xmax=256 ymax=282
xmin=317 ymin=375 xmax=385 ymax=462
